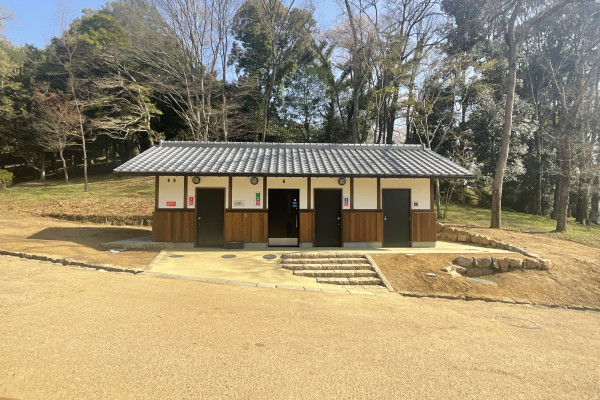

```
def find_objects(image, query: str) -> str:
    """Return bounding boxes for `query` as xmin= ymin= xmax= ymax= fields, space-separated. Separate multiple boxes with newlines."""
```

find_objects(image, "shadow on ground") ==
xmin=28 ymin=227 xmax=151 ymax=250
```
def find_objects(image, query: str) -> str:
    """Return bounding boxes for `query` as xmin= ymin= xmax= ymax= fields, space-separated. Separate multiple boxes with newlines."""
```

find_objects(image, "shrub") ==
xmin=0 ymin=169 xmax=14 ymax=189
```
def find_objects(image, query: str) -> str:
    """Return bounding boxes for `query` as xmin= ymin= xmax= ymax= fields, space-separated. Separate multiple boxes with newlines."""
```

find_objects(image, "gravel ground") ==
xmin=1 ymin=256 xmax=599 ymax=400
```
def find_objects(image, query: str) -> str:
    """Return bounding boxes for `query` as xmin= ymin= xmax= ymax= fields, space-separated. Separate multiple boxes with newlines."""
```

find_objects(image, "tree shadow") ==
xmin=27 ymin=227 xmax=151 ymax=250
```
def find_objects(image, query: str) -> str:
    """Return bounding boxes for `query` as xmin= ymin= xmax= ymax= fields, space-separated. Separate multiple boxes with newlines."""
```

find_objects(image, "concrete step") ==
xmin=316 ymin=277 xmax=383 ymax=286
xmin=282 ymin=253 xmax=364 ymax=259
xmin=282 ymin=263 xmax=373 ymax=271
xmin=282 ymin=257 xmax=367 ymax=265
xmin=293 ymin=269 xmax=378 ymax=278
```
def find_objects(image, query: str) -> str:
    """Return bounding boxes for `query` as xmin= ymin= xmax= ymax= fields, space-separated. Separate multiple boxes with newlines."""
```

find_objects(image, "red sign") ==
xmin=256 ymin=201 xmax=260 ymax=206
xmin=189 ymin=196 xmax=194 ymax=206
xmin=166 ymin=201 xmax=176 ymax=207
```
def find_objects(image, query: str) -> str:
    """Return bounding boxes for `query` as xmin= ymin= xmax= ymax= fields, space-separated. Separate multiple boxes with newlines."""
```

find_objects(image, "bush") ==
xmin=0 ymin=169 xmax=14 ymax=189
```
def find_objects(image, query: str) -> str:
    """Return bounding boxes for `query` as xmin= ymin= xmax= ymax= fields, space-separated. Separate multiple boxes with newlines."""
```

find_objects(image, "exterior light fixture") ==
xmin=191 ymin=176 xmax=201 ymax=184
xmin=338 ymin=178 xmax=347 ymax=186
xmin=250 ymin=177 xmax=259 ymax=185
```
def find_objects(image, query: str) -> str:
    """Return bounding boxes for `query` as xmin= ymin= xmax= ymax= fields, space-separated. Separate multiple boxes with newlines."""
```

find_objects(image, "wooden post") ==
xmin=350 ymin=177 xmax=354 ymax=210
xmin=228 ymin=176 xmax=233 ymax=210
xmin=376 ymin=178 xmax=381 ymax=210
xmin=155 ymin=176 xmax=159 ymax=211
xmin=263 ymin=177 xmax=267 ymax=210
xmin=183 ymin=176 xmax=188 ymax=209
xmin=307 ymin=177 xmax=312 ymax=210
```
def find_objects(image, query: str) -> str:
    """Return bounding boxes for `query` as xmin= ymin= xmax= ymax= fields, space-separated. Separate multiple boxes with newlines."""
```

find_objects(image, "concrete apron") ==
xmin=145 ymin=241 xmax=514 ymax=293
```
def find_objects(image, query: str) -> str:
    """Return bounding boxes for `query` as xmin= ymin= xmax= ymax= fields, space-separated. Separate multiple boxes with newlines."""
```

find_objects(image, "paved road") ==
xmin=0 ymin=256 xmax=598 ymax=399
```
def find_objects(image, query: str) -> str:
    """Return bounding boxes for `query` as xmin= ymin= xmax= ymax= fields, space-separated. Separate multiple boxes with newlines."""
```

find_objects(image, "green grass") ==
xmin=0 ymin=174 xmax=155 ymax=218
xmin=441 ymin=203 xmax=600 ymax=249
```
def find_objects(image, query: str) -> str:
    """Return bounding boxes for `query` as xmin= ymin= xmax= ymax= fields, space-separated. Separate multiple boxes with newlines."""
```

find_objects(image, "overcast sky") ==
xmin=1 ymin=0 xmax=338 ymax=48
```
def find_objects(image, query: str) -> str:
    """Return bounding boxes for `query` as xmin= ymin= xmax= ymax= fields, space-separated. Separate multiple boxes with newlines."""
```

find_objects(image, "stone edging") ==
xmin=0 ymin=249 xmax=143 ymax=274
xmin=396 ymin=290 xmax=600 ymax=312
xmin=437 ymin=223 xmax=543 ymax=259
xmin=364 ymin=254 xmax=395 ymax=292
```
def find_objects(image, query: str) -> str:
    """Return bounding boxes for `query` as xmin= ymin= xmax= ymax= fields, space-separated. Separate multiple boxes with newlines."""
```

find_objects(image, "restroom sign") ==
xmin=189 ymin=196 xmax=194 ymax=206
xmin=344 ymin=197 xmax=349 ymax=207
xmin=255 ymin=192 xmax=261 ymax=206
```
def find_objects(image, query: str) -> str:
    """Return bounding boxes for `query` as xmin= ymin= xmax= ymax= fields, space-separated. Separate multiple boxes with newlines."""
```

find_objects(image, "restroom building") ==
xmin=113 ymin=141 xmax=474 ymax=248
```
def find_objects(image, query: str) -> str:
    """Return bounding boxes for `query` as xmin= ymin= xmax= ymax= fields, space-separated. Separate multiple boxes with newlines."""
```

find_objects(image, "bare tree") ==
xmin=32 ymin=89 xmax=78 ymax=184
xmin=487 ymin=0 xmax=582 ymax=228
xmin=53 ymin=4 xmax=90 ymax=191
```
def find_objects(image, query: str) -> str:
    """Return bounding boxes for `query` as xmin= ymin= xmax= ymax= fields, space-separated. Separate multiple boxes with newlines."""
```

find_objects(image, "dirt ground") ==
xmin=374 ymin=229 xmax=600 ymax=308
xmin=1 ymin=256 xmax=599 ymax=399
xmin=0 ymin=213 xmax=158 ymax=270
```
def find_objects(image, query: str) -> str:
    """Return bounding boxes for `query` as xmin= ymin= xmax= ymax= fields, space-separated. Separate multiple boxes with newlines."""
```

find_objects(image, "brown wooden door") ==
xmin=196 ymin=188 xmax=224 ymax=247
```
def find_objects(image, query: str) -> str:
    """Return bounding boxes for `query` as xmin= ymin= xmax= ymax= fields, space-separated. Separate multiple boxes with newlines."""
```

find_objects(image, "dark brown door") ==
xmin=382 ymin=189 xmax=411 ymax=247
xmin=314 ymin=189 xmax=342 ymax=247
xmin=268 ymin=189 xmax=299 ymax=246
xmin=195 ymin=188 xmax=224 ymax=247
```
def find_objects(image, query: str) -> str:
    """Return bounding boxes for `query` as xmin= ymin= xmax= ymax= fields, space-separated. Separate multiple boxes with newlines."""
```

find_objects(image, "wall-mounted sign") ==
xmin=166 ymin=201 xmax=176 ymax=207
xmin=255 ymin=192 xmax=261 ymax=206
xmin=189 ymin=196 xmax=194 ymax=206
xmin=234 ymin=200 xmax=245 ymax=207
xmin=344 ymin=197 xmax=349 ymax=207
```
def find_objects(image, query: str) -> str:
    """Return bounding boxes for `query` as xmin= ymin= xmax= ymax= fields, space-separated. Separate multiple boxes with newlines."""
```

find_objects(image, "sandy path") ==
xmin=0 ymin=256 xmax=598 ymax=399
xmin=0 ymin=213 xmax=157 ymax=269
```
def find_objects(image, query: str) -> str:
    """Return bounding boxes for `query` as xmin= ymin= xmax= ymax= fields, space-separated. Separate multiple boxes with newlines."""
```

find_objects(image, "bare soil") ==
xmin=0 ymin=212 xmax=158 ymax=270
xmin=374 ymin=229 xmax=600 ymax=308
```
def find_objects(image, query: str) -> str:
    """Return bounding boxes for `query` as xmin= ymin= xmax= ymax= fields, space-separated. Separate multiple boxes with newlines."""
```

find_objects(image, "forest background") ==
xmin=0 ymin=0 xmax=598 ymax=232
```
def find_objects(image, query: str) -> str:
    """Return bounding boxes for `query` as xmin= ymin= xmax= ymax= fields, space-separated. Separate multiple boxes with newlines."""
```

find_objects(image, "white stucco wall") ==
xmin=187 ymin=176 xmax=229 ymax=208
xmin=231 ymin=177 xmax=264 ymax=209
xmin=311 ymin=178 xmax=351 ymax=209
xmin=380 ymin=178 xmax=431 ymax=210
xmin=266 ymin=177 xmax=308 ymax=209
xmin=158 ymin=176 xmax=184 ymax=209
xmin=353 ymin=178 xmax=378 ymax=209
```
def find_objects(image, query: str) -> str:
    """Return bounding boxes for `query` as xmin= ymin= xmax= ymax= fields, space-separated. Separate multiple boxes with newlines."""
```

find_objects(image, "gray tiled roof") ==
xmin=113 ymin=141 xmax=474 ymax=178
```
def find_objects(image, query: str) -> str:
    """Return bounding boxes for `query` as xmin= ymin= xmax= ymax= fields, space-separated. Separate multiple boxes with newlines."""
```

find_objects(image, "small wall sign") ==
xmin=344 ymin=197 xmax=349 ymax=207
xmin=166 ymin=201 xmax=176 ymax=207
xmin=234 ymin=200 xmax=245 ymax=207
xmin=189 ymin=196 xmax=194 ymax=206
xmin=255 ymin=192 xmax=261 ymax=206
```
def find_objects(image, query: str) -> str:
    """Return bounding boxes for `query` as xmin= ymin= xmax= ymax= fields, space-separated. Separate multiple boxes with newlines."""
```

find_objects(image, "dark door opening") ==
xmin=268 ymin=189 xmax=299 ymax=246
xmin=314 ymin=189 xmax=342 ymax=247
xmin=195 ymin=188 xmax=225 ymax=247
xmin=382 ymin=189 xmax=411 ymax=247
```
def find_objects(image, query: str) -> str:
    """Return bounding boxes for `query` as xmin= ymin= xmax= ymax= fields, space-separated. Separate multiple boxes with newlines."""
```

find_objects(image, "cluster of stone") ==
xmin=451 ymin=256 xmax=551 ymax=278
xmin=436 ymin=223 xmax=541 ymax=259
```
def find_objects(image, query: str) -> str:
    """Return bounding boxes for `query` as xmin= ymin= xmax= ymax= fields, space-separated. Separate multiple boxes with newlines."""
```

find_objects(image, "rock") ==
xmin=441 ymin=266 xmax=453 ymax=273
xmin=508 ymin=258 xmax=522 ymax=269
xmin=498 ymin=258 xmax=510 ymax=272
xmin=449 ymin=271 xmax=462 ymax=279
xmin=454 ymin=266 xmax=467 ymax=275
xmin=539 ymin=259 xmax=552 ymax=270
xmin=454 ymin=256 xmax=473 ymax=268
xmin=491 ymin=258 xmax=500 ymax=270
xmin=457 ymin=233 xmax=468 ymax=242
xmin=446 ymin=232 xmax=458 ymax=241
xmin=490 ymin=240 xmax=497 ymax=248
xmin=522 ymin=259 xmax=540 ymax=270
xmin=482 ymin=236 xmax=491 ymax=245
xmin=436 ymin=223 xmax=444 ymax=233
xmin=475 ymin=257 xmax=492 ymax=268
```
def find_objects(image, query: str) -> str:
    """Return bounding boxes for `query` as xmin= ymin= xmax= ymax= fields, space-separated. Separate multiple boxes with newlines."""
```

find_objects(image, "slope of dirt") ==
xmin=0 ymin=213 xmax=158 ymax=270
xmin=373 ymin=229 xmax=600 ymax=308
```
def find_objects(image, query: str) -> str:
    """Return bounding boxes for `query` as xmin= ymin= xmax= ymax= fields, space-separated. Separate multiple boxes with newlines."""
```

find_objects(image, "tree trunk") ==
xmin=434 ymin=178 xmax=442 ymax=219
xmin=575 ymin=179 xmax=589 ymax=224
xmin=59 ymin=149 xmax=69 ymax=185
xmin=555 ymin=138 xmax=570 ymax=232
xmin=533 ymin=128 xmax=543 ymax=215
xmin=590 ymin=191 xmax=599 ymax=224
xmin=40 ymin=151 xmax=46 ymax=183
xmin=490 ymin=24 xmax=518 ymax=228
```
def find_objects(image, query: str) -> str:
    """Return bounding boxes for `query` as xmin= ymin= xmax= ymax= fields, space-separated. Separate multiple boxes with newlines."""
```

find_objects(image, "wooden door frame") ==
xmin=382 ymin=188 xmax=412 ymax=247
xmin=313 ymin=188 xmax=343 ymax=247
xmin=195 ymin=187 xmax=226 ymax=248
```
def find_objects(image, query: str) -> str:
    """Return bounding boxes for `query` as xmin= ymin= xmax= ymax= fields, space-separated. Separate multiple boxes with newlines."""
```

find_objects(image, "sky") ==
xmin=1 ymin=0 xmax=339 ymax=49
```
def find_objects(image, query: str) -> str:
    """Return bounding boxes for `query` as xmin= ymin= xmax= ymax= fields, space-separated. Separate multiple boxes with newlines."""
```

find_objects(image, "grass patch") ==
xmin=0 ymin=174 xmax=155 ymax=218
xmin=441 ymin=203 xmax=600 ymax=249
